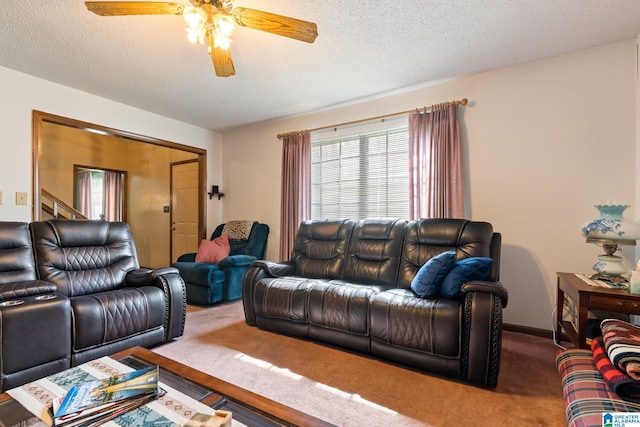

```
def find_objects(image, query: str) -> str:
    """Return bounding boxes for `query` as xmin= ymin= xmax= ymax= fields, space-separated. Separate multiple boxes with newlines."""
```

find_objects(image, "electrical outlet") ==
xmin=16 ymin=192 xmax=27 ymax=206
xmin=0 ymin=191 xmax=3 ymax=205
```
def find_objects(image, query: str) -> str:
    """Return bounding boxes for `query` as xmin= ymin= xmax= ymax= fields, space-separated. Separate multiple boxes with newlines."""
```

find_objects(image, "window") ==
xmin=311 ymin=127 xmax=409 ymax=219
xmin=74 ymin=166 xmax=126 ymax=221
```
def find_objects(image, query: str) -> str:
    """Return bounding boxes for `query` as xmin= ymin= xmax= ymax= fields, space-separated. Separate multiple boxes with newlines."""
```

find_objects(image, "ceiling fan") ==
xmin=85 ymin=1 xmax=318 ymax=77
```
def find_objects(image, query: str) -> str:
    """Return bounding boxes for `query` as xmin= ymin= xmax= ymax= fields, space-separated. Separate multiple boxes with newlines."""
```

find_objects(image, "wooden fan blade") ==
xmin=210 ymin=46 xmax=236 ymax=77
xmin=231 ymin=7 xmax=318 ymax=43
xmin=85 ymin=2 xmax=184 ymax=16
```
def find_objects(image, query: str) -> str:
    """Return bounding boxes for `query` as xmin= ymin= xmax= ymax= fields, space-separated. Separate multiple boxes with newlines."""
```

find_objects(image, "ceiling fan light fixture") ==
xmin=213 ymin=13 xmax=235 ymax=38
xmin=186 ymin=27 xmax=206 ymax=44
xmin=213 ymin=34 xmax=232 ymax=50
xmin=85 ymin=1 xmax=318 ymax=78
xmin=183 ymin=6 xmax=206 ymax=30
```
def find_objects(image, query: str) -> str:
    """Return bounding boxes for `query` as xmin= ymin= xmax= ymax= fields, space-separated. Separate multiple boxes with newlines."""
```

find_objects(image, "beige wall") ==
xmin=0 ymin=39 xmax=636 ymax=331
xmin=221 ymin=39 xmax=637 ymax=330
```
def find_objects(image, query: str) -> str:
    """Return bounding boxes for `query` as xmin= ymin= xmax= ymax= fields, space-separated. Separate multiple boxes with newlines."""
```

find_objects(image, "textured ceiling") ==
xmin=1 ymin=1 xmax=640 ymax=132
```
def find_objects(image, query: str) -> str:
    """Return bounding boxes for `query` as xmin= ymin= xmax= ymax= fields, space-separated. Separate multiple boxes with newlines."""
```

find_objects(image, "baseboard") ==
xmin=504 ymin=323 xmax=566 ymax=341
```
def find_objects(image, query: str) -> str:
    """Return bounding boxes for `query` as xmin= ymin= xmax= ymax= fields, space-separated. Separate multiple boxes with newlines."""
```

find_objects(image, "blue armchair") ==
xmin=173 ymin=221 xmax=269 ymax=305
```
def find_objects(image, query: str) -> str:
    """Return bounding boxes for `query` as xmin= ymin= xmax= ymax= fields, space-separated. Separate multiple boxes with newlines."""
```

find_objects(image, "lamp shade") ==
xmin=581 ymin=204 xmax=640 ymax=242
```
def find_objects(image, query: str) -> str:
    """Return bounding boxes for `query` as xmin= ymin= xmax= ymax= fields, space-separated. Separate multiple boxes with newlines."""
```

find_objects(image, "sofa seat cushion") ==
xmin=370 ymin=289 xmax=460 ymax=357
xmin=173 ymin=262 xmax=223 ymax=287
xmin=308 ymin=280 xmax=382 ymax=336
xmin=253 ymin=277 xmax=317 ymax=323
xmin=71 ymin=286 xmax=165 ymax=351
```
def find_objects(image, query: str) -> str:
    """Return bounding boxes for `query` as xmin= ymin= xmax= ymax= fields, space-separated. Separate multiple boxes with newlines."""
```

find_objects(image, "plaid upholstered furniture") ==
xmin=556 ymin=348 xmax=640 ymax=427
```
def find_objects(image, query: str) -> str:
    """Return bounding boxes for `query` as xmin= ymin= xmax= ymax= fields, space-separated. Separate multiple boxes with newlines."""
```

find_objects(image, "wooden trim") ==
xmin=33 ymin=111 xmax=206 ymax=154
xmin=503 ymin=323 xmax=568 ymax=341
xmin=32 ymin=110 xmax=208 ymax=251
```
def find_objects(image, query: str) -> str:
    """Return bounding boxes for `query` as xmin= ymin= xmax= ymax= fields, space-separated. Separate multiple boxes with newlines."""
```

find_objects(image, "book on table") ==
xmin=52 ymin=365 xmax=161 ymax=426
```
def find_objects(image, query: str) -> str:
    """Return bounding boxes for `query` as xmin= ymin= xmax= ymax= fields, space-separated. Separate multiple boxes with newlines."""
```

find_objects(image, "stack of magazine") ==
xmin=52 ymin=366 xmax=163 ymax=427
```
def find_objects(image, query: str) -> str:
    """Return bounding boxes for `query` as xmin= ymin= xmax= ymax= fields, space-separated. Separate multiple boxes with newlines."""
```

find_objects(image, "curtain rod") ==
xmin=276 ymin=98 xmax=468 ymax=139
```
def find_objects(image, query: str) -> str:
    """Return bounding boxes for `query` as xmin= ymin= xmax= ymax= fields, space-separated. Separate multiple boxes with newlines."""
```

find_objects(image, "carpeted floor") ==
xmin=153 ymin=301 xmax=567 ymax=427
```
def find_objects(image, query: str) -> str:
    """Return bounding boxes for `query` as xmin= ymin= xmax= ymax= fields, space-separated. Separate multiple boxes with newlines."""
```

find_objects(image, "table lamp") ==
xmin=581 ymin=203 xmax=640 ymax=282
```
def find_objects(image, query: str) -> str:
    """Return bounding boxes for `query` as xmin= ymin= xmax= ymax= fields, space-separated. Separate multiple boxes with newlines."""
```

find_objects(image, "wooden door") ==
xmin=171 ymin=160 xmax=200 ymax=262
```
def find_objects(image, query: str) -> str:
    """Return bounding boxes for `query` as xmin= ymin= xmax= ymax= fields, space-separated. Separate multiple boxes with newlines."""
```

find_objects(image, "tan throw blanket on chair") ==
xmin=221 ymin=220 xmax=255 ymax=240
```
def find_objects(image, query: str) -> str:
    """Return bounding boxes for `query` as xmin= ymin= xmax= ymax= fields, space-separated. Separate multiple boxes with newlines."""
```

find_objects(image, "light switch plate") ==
xmin=16 ymin=192 xmax=27 ymax=206
xmin=0 ymin=191 xmax=3 ymax=205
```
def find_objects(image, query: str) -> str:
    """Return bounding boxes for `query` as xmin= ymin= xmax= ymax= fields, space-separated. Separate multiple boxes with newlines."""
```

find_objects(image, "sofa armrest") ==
xmin=0 ymin=280 xmax=58 ymax=301
xmin=251 ymin=260 xmax=296 ymax=277
xmin=460 ymin=282 xmax=506 ymax=388
xmin=242 ymin=261 xmax=296 ymax=325
xmin=176 ymin=253 xmax=196 ymax=262
xmin=460 ymin=280 xmax=508 ymax=308
xmin=125 ymin=267 xmax=186 ymax=341
xmin=218 ymin=255 xmax=257 ymax=268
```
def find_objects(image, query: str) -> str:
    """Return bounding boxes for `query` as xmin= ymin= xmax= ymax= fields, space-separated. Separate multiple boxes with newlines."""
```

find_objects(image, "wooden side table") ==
xmin=556 ymin=272 xmax=640 ymax=348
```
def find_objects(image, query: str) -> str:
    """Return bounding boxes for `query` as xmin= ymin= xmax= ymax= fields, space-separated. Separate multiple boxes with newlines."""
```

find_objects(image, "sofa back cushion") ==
xmin=31 ymin=220 xmax=139 ymax=297
xmin=292 ymin=219 xmax=356 ymax=279
xmin=397 ymin=219 xmax=495 ymax=290
xmin=0 ymin=222 xmax=38 ymax=283
xmin=342 ymin=218 xmax=407 ymax=287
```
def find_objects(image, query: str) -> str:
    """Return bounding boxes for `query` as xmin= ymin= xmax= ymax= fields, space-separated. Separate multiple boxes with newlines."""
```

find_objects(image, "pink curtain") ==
xmin=104 ymin=171 xmax=123 ymax=221
xmin=279 ymin=132 xmax=311 ymax=261
xmin=408 ymin=104 xmax=464 ymax=219
xmin=78 ymin=170 xmax=92 ymax=218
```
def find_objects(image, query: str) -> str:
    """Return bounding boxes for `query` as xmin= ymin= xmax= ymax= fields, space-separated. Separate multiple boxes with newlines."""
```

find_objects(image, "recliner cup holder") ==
xmin=0 ymin=300 xmax=24 ymax=306
xmin=35 ymin=295 xmax=58 ymax=301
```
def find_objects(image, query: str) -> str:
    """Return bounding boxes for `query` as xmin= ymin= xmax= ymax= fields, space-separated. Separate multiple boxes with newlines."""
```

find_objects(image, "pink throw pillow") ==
xmin=195 ymin=234 xmax=230 ymax=264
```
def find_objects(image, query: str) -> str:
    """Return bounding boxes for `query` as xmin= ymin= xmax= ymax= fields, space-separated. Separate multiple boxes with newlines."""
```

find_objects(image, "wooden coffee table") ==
xmin=0 ymin=346 xmax=334 ymax=427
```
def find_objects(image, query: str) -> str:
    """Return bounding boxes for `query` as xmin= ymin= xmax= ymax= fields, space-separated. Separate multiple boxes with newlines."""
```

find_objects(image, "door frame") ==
xmin=32 ymin=110 xmax=207 ymax=254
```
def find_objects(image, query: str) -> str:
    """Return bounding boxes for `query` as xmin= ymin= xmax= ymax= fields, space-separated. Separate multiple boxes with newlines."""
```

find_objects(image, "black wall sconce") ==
xmin=208 ymin=185 xmax=225 ymax=200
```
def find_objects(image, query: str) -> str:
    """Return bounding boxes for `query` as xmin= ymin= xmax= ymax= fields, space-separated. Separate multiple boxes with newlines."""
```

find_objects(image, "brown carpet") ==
xmin=153 ymin=301 xmax=567 ymax=427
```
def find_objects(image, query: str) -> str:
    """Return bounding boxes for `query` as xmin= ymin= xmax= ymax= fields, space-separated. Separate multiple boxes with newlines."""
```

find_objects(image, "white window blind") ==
xmin=311 ymin=127 xmax=409 ymax=219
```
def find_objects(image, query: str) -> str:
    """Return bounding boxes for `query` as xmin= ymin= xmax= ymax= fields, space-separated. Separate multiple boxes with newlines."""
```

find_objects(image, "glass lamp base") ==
xmin=593 ymin=254 xmax=629 ymax=277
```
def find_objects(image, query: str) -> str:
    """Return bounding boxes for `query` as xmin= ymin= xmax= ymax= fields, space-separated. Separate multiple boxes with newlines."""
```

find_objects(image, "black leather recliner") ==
xmin=0 ymin=219 xmax=187 ymax=391
xmin=0 ymin=222 xmax=71 ymax=391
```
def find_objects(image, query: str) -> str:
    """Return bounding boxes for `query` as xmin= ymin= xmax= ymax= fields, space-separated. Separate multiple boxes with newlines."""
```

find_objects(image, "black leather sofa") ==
xmin=0 ymin=220 xmax=186 ymax=391
xmin=243 ymin=218 xmax=508 ymax=388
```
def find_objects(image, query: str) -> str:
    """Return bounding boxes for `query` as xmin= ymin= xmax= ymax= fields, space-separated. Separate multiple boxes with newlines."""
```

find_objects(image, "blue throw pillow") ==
xmin=440 ymin=257 xmax=494 ymax=299
xmin=410 ymin=251 xmax=457 ymax=298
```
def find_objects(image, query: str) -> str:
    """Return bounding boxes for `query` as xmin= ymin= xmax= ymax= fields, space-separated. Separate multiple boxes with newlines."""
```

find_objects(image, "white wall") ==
xmin=222 ymin=40 xmax=637 ymax=330
xmin=3 ymin=39 xmax=634 ymax=330
xmin=0 ymin=65 xmax=223 ymax=233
